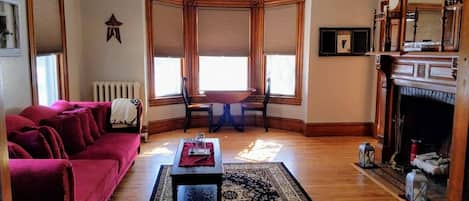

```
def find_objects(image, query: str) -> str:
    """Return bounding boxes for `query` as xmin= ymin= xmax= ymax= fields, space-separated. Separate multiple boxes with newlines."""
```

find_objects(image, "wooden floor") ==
xmin=112 ymin=128 xmax=397 ymax=201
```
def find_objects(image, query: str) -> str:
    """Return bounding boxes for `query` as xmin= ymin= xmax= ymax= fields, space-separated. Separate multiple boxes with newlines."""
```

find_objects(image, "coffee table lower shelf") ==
xmin=171 ymin=174 xmax=223 ymax=201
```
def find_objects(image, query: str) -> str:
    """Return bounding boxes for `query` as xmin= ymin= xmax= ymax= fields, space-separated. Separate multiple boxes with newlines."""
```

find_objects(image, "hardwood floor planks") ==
xmin=112 ymin=128 xmax=397 ymax=201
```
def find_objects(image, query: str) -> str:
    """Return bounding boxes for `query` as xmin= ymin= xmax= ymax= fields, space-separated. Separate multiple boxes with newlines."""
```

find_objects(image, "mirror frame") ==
xmin=401 ymin=0 xmax=463 ymax=52
xmin=0 ymin=0 xmax=21 ymax=57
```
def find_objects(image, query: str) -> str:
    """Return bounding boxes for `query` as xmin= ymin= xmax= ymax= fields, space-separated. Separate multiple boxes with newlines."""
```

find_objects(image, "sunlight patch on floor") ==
xmin=235 ymin=139 xmax=283 ymax=162
xmin=141 ymin=142 xmax=174 ymax=157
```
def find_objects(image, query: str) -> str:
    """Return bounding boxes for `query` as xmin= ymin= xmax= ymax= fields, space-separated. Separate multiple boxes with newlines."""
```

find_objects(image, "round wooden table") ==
xmin=204 ymin=89 xmax=256 ymax=132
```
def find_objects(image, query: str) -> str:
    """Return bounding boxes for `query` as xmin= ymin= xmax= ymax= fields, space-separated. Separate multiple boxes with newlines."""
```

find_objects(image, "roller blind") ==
xmin=34 ymin=0 xmax=63 ymax=54
xmin=152 ymin=2 xmax=184 ymax=57
xmin=198 ymin=8 xmax=250 ymax=56
xmin=264 ymin=4 xmax=297 ymax=55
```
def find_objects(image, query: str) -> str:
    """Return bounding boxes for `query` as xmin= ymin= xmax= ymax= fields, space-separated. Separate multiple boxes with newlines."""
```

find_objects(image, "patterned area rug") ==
xmin=150 ymin=162 xmax=312 ymax=201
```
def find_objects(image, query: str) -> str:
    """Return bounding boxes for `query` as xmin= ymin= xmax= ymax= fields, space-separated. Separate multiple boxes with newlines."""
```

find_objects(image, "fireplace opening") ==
xmin=395 ymin=93 xmax=454 ymax=167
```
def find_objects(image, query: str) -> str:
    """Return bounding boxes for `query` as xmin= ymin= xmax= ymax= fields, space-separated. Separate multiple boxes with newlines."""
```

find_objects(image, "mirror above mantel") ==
xmin=403 ymin=0 xmax=462 ymax=52
xmin=373 ymin=0 xmax=463 ymax=54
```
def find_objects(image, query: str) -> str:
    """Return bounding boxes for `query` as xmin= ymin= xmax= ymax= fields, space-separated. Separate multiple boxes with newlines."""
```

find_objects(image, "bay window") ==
xmin=147 ymin=0 xmax=304 ymax=106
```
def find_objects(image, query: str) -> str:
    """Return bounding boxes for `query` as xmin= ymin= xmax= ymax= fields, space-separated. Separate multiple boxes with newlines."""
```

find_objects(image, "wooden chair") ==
xmin=182 ymin=77 xmax=213 ymax=133
xmin=241 ymin=78 xmax=271 ymax=132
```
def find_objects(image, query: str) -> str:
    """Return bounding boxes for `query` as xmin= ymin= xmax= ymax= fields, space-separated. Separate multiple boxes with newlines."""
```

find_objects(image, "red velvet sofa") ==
xmin=6 ymin=101 xmax=142 ymax=201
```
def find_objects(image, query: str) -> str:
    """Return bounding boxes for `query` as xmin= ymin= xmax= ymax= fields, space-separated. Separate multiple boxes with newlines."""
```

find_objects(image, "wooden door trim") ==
xmin=448 ymin=0 xmax=469 ymax=199
xmin=0 ymin=77 xmax=12 ymax=201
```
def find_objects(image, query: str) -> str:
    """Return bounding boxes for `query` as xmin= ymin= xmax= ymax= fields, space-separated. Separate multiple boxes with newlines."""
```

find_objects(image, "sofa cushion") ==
xmin=50 ymin=100 xmax=74 ymax=112
xmin=70 ymin=133 xmax=140 ymax=173
xmin=7 ymin=142 xmax=33 ymax=159
xmin=62 ymin=108 xmax=94 ymax=145
xmin=41 ymin=115 xmax=87 ymax=155
xmin=20 ymin=106 xmax=59 ymax=125
xmin=71 ymin=160 xmax=119 ymax=201
xmin=5 ymin=115 xmax=37 ymax=134
xmin=8 ymin=130 xmax=53 ymax=159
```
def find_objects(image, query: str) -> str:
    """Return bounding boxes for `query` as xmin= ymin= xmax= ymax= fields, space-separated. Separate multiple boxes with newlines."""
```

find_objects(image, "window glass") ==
xmin=36 ymin=54 xmax=59 ymax=106
xmin=154 ymin=57 xmax=182 ymax=96
xmin=199 ymin=56 xmax=248 ymax=93
xmin=266 ymin=55 xmax=296 ymax=96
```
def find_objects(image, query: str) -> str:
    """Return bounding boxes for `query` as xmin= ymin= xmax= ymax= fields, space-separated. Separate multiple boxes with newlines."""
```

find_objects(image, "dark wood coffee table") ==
xmin=171 ymin=138 xmax=223 ymax=201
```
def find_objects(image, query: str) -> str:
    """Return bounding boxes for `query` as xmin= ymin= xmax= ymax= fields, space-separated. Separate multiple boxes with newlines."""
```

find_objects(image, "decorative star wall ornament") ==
xmin=105 ymin=14 xmax=123 ymax=43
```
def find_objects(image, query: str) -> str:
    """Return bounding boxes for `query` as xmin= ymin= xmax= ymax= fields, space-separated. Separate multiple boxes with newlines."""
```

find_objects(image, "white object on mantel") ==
xmin=93 ymin=81 xmax=141 ymax=102
xmin=411 ymin=152 xmax=450 ymax=175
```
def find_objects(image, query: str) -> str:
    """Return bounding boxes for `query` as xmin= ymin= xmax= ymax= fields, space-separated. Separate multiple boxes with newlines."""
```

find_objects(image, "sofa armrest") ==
xmin=9 ymin=159 xmax=75 ymax=201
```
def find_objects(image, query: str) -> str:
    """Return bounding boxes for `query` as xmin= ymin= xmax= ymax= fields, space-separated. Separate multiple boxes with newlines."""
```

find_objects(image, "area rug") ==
xmin=150 ymin=162 xmax=312 ymax=201
xmin=351 ymin=163 xmax=447 ymax=201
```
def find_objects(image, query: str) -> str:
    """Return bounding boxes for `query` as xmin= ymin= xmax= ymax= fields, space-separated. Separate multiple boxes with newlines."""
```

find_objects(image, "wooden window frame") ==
xmin=27 ymin=0 xmax=69 ymax=105
xmin=147 ymin=0 xmax=304 ymax=106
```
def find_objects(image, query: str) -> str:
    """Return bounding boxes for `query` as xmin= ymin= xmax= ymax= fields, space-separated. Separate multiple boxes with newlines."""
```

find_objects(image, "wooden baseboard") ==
xmin=148 ymin=116 xmax=372 ymax=137
xmin=304 ymin=122 xmax=373 ymax=137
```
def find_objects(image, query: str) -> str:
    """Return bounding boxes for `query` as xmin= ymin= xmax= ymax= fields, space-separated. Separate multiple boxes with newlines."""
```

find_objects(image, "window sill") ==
xmin=149 ymin=96 xmax=184 ymax=106
xmin=149 ymin=95 xmax=301 ymax=107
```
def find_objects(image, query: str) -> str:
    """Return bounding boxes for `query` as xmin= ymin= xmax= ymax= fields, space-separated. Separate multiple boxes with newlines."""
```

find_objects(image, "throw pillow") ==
xmin=50 ymin=100 xmax=75 ymax=112
xmin=75 ymin=103 xmax=110 ymax=135
xmin=8 ymin=130 xmax=53 ymax=159
xmin=7 ymin=141 xmax=33 ymax=159
xmin=41 ymin=115 xmax=87 ymax=155
xmin=20 ymin=106 xmax=59 ymax=125
xmin=62 ymin=108 xmax=94 ymax=145
xmin=5 ymin=115 xmax=37 ymax=134
xmin=22 ymin=126 xmax=69 ymax=159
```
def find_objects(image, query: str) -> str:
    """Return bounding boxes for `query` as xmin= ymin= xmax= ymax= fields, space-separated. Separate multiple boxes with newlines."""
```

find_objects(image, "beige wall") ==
xmin=0 ymin=0 xmax=32 ymax=114
xmin=306 ymin=0 xmax=377 ymax=123
xmin=80 ymin=0 xmax=147 ymax=101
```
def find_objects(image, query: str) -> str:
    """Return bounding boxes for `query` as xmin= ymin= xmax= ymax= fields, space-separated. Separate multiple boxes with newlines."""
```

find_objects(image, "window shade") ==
xmin=34 ymin=0 xmax=63 ymax=54
xmin=264 ymin=4 xmax=297 ymax=55
xmin=198 ymin=8 xmax=250 ymax=56
xmin=152 ymin=2 xmax=184 ymax=57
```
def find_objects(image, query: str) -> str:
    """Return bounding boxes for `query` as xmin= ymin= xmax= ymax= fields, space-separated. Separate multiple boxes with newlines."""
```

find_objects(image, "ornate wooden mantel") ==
xmin=374 ymin=53 xmax=459 ymax=162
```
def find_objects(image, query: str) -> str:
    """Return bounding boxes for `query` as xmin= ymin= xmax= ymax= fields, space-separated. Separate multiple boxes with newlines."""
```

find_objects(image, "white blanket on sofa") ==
xmin=110 ymin=98 xmax=140 ymax=128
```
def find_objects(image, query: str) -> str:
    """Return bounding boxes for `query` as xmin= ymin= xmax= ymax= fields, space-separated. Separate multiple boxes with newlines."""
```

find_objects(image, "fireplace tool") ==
xmin=390 ymin=114 xmax=405 ymax=173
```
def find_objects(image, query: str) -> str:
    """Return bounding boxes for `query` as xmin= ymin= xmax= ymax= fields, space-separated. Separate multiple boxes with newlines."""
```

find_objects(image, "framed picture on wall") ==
xmin=319 ymin=27 xmax=370 ymax=56
xmin=0 ymin=0 xmax=21 ymax=57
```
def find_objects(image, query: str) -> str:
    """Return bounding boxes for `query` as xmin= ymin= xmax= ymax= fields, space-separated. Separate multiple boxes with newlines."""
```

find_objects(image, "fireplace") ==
xmin=372 ymin=55 xmax=459 ymax=200
xmin=393 ymin=87 xmax=455 ymax=167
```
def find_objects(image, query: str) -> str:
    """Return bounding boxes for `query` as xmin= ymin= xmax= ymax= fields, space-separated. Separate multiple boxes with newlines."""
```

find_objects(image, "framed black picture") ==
xmin=319 ymin=27 xmax=370 ymax=56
